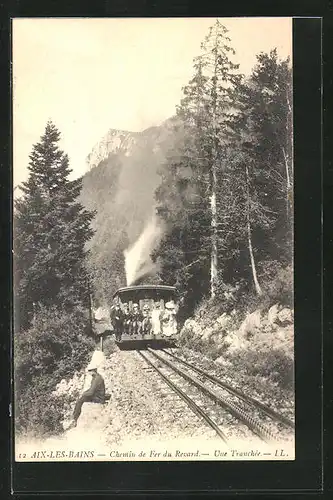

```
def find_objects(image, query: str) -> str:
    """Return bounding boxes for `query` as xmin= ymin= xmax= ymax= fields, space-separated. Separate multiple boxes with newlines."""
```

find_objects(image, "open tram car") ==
xmin=113 ymin=284 xmax=179 ymax=350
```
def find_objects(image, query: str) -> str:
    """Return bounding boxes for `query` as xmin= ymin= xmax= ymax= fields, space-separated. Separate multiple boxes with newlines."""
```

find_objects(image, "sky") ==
xmin=13 ymin=17 xmax=292 ymax=187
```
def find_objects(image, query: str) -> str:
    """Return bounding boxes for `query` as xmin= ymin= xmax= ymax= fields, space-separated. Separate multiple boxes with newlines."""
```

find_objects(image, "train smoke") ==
xmin=124 ymin=213 xmax=163 ymax=286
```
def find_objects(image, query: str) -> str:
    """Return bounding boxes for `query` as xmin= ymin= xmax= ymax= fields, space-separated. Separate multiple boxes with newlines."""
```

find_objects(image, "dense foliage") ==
xmin=152 ymin=22 xmax=292 ymax=315
xmin=15 ymin=306 xmax=95 ymax=436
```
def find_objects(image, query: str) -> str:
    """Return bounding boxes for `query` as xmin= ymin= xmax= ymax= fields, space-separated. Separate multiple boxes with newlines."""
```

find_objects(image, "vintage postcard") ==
xmin=13 ymin=17 xmax=295 ymax=463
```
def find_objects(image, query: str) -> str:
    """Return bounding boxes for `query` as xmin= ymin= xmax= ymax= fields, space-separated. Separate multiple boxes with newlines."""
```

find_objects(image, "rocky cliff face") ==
xmin=85 ymin=117 xmax=180 ymax=171
xmin=86 ymin=130 xmax=140 ymax=170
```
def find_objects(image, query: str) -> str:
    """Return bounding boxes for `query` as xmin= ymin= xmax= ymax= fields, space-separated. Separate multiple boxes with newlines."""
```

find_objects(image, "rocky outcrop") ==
xmin=277 ymin=308 xmax=293 ymax=326
xmin=267 ymin=304 xmax=294 ymax=327
xmin=179 ymin=304 xmax=294 ymax=360
xmin=238 ymin=310 xmax=262 ymax=337
xmin=268 ymin=304 xmax=280 ymax=325
xmin=215 ymin=312 xmax=232 ymax=329
xmin=86 ymin=130 xmax=139 ymax=170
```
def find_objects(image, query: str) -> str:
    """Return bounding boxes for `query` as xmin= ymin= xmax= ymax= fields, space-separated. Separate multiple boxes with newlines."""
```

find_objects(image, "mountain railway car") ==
xmin=112 ymin=285 xmax=179 ymax=349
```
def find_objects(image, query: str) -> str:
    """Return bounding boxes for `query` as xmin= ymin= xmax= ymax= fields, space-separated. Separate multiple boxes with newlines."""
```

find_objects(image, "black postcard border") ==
xmin=0 ymin=8 xmax=324 ymax=497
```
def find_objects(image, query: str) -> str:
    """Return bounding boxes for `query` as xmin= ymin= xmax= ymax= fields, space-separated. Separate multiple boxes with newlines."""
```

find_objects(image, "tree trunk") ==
xmin=210 ymin=186 xmax=218 ymax=298
xmin=284 ymin=81 xmax=293 ymax=226
xmin=87 ymin=279 xmax=94 ymax=337
xmin=246 ymin=165 xmax=262 ymax=296
xmin=210 ymin=34 xmax=219 ymax=299
xmin=282 ymin=146 xmax=292 ymax=222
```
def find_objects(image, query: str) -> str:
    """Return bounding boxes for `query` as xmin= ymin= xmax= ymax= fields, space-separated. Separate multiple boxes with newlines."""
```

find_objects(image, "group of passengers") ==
xmin=110 ymin=300 xmax=178 ymax=341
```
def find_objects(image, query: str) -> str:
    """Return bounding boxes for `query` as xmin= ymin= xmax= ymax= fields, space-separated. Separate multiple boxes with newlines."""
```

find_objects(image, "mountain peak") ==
xmin=86 ymin=129 xmax=140 ymax=170
xmin=86 ymin=117 xmax=180 ymax=170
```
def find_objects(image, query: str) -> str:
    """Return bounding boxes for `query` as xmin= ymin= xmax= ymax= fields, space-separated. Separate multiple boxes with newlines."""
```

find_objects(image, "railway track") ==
xmin=161 ymin=348 xmax=295 ymax=430
xmin=138 ymin=350 xmax=229 ymax=442
xmin=137 ymin=347 xmax=287 ymax=445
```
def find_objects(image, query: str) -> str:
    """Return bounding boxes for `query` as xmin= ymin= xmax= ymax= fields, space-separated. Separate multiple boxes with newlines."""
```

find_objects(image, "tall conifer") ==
xmin=154 ymin=21 xmax=242 ymax=306
xmin=14 ymin=121 xmax=95 ymax=329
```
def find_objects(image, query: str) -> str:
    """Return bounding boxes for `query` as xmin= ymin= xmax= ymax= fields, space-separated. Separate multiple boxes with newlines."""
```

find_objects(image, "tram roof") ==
xmin=113 ymin=285 xmax=177 ymax=299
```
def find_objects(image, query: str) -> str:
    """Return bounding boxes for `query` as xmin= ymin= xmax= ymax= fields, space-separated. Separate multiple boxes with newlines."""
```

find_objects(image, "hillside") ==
xmin=80 ymin=117 xmax=181 ymax=303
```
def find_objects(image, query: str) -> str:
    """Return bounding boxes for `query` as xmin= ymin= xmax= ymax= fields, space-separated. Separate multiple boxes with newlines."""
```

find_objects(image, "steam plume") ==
xmin=124 ymin=214 xmax=163 ymax=286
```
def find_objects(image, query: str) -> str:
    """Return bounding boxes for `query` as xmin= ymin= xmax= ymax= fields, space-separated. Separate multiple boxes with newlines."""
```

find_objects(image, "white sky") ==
xmin=13 ymin=17 xmax=292 ymax=187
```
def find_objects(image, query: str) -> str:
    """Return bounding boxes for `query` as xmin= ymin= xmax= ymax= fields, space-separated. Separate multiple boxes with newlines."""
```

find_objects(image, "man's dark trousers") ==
xmin=73 ymin=395 xmax=100 ymax=421
xmin=114 ymin=325 xmax=122 ymax=341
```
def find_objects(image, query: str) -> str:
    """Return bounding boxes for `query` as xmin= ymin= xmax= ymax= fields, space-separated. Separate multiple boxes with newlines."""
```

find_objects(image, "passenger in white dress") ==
xmin=151 ymin=302 xmax=162 ymax=336
xmin=160 ymin=301 xmax=178 ymax=337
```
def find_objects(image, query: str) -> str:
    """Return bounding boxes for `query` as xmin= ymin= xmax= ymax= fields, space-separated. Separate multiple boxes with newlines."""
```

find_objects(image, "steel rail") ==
xmin=137 ymin=350 xmax=229 ymax=443
xmin=148 ymin=348 xmax=275 ymax=443
xmin=162 ymin=348 xmax=294 ymax=429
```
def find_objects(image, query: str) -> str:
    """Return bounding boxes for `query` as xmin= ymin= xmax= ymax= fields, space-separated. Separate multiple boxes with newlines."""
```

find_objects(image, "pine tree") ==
xmin=234 ymin=50 xmax=293 ymax=269
xmin=218 ymin=50 xmax=292 ymax=295
xmin=154 ymin=20 xmax=242 ymax=305
xmin=195 ymin=21 xmax=243 ymax=297
xmin=14 ymin=121 xmax=95 ymax=329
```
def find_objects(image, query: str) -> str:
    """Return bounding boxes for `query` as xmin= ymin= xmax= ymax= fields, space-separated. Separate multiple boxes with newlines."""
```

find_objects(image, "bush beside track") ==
xmin=14 ymin=305 xmax=96 ymax=438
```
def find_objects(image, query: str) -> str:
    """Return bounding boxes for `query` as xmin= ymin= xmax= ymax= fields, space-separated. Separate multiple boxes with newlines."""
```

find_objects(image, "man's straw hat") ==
xmin=87 ymin=361 xmax=98 ymax=371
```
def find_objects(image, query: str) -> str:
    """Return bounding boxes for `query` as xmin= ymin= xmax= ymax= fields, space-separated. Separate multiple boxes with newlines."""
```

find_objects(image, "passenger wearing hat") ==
xmin=122 ymin=302 xmax=132 ymax=336
xmin=67 ymin=362 xmax=106 ymax=429
xmin=110 ymin=301 xmax=124 ymax=342
xmin=140 ymin=304 xmax=152 ymax=337
xmin=130 ymin=303 xmax=143 ymax=336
